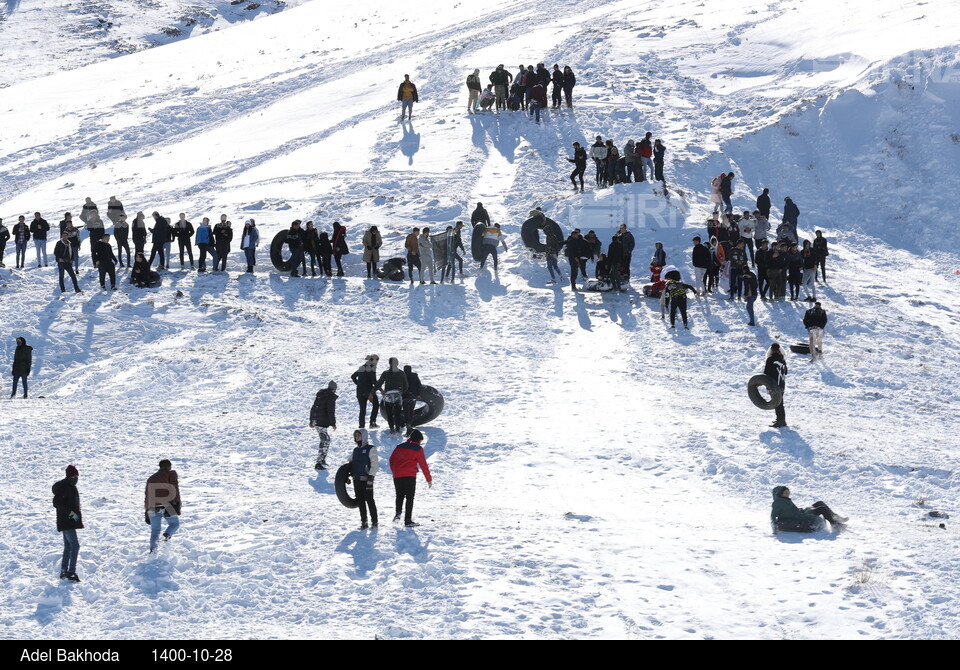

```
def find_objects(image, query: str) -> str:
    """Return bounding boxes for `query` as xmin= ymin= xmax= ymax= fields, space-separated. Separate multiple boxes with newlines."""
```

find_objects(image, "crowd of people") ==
xmin=563 ymin=132 xmax=666 ymax=192
xmin=466 ymin=64 xmax=577 ymax=119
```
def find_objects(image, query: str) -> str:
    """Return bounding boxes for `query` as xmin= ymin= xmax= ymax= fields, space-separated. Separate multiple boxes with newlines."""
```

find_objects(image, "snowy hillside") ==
xmin=1 ymin=0 xmax=960 ymax=640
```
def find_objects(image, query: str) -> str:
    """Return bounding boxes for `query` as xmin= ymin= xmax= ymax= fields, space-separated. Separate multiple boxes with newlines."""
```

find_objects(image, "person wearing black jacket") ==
xmin=803 ymin=302 xmax=828 ymax=361
xmin=755 ymin=239 xmax=769 ymax=300
xmin=286 ymin=220 xmax=306 ymax=277
xmin=616 ymin=224 xmax=635 ymax=280
xmin=471 ymin=203 xmax=489 ymax=227
xmin=214 ymin=218 xmax=233 ymax=272
xmin=786 ymin=242 xmax=802 ymax=301
xmin=764 ymin=343 xmax=788 ymax=427
xmin=551 ymin=64 xmax=564 ymax=109
xmin=92 ymin=234 xmax=118 ymax=290
xmin=719 ymin=172 xmax=735 ymax=215
xmin=332 ymin=222 xmax=349 ymax=276
xmin=663 ymin=279 xmax=697 ymax=329
xmin=130 ymin=252 xmax=152 ymax=288
xmin=568 ymin=142 xmax=587 ymax=192
xmin=756 ymin=188 xmax=771 ymax=219
xmin=30 ymin=212 xmax=50 ymax=267
xmin=691 ymin=236 xmax=710 ymax=294
xmin=562 ymin=66 xmax=576 ymax=108
xmin=561 ymin=229 xmax=590 ymax=290
xmin=54 ymin=233 xmax=81 ymax=293
xmin=317 ymin=231 xmax=334 ymax=277
xmin=348 ymin=429 xmax=379 ymax=528
xmin=402 ymin=365 xmax=423 ymax=437
xmin=813 ymin=230 xmax=829 ymax=283
xmin=0 ymin=218 xmax=9 ymax=268
xmin=309 ymin=381 xmax=338 ymax=470
xmin=12 ymin=216 xmax=30 ymax=269
xmin=304 ymin=221 xmax=321 ymax=276
xmin=11 ymin=336 xmax=32 ymax=399
xmin=148 ymin=212 xmax=170 ymax=269
xmin=173 ymin=214 xmax=195 ymax=269
xmin=653 ymin=139 xmax=666 ymax=183
xmin=397 ymin=75 xmax=418 ymax=120
xmin=351 ymin=354 xmax=380 ymax=429
xmin=114 ymin=213 xmax=131 ymax=267
xmin=52 ymin=464 xmax=84 ymax=582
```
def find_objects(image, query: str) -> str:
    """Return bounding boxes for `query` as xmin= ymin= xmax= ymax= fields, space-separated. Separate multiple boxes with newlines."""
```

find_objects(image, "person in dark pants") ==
xmin=742 ymin=269 xmax=758 ymax=326
xmin=148 ymin=212 xmax=170 ymax=269
xmin=561 ymin=229 xmax=590 ymax=290
xmin=303 ymin=221 xmax=320 ymax=276
xmin=332 ymin=222 xmax=349 ymax=276
xmin=130 ymin=252 xmax=152 ymax=287
xmin=13 ymin=216 xmax=30 ymax=269
xmin=309 ymin=381 xmax=338 ymax=470
xmin=286 ymin=220 xmax=305 ymax=277
xmin=376 ymin=357 xmax=408 ymax=434
xmin=145 ymin=459 xmax=182 ymax=553
xmin=195 ymin=218 xmax=215 ymax=272
xmin=214 ymin=219 xmax=233 ymax=272
xmin=663 ymin=278 xmax=697 ymax=329
xmin=764 ymin=342 xmax=788 ymax=428
xmin=114 ymin=213 xmax=132 ymax=267
xmin=351 ymin=354 xmax=380 ymax=428
xmin=567 ymin=142 xmax=587 ymax=192
xmin=30 ymin=212 xmax=50 ymax=267
xmin=131 ymin=212 xmax=148 ymax=257
xmin=174 ymin=214 xmax=195 ymax=269
xmin=389 ymin=430 xmax=432 ymax=527
xmin=813 ymin=230 xmax=829 ymax=282
xmin=755 ymin=239 xmax=769 ymax=300
xmin=616 ymin=224 xmax=635 ymax=280
xmin=92 ymin=233 xmax=118 ymax=290
xmin=771 ymin=486 xmax=846 ymax=531
xmin=653 ymin=139 xmax=666 ymax=183
xmin=348 ymin=429 xmax=379 ymax=529
xmin=52 ymin=464 xmax=84 ymax=581
xmin=551 ymin=64 xmax=564 ymax=108
xmin=562 ymin=66 xmax=576 ymax=108
xmin=54 ymin=232 xmax=81 ymax=293
xmin=405 ymin=227 xmax=422 ymax=283
xmin=402 ymin=364 xmax=422 ymax=437
xmin=11 ymin=336 xmax=32 ymax=399
xmin=0 ymin=218 xmax=9 ymax=268
xmin=317 ymin=231 xmax=334 ymax=277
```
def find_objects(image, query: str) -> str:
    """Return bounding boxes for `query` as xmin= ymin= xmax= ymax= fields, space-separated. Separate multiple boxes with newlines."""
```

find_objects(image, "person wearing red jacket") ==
xmin=145 ymin=459 xmax=181 ymax=552
xmin=389 ymin=429 xmax=432 ymax=527
xmin=529 ymin=82 xmax=548 ymax=123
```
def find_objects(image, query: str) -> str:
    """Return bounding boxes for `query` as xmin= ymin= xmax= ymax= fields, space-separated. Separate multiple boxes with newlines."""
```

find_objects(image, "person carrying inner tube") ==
xmin=765 ymin=343 xmax=788 ymax=428
xmin=347 ymin=429 xmax=379 ymax=529
xmin=771 ymin=486 xmax=847 ymax=531
xmin=376 ymin=357 xmax=408 ymax=434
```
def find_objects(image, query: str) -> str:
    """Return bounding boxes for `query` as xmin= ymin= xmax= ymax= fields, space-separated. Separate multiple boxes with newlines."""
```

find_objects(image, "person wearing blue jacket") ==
xmin=195 ymin=218 xmax=217 ymax=272
xmin=347 ymin=429 xmax=379 ymax=529
xmin=240 ymin=220 xmax=259 ymax=273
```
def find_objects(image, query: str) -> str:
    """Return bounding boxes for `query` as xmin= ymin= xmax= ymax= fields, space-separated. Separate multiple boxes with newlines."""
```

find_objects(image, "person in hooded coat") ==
xmin=351 ymin=354 xmax=381 ymax=428
xmin=309 ymin=381 xmax=338 ymax=470
xmin=52 ymin=464 xmax=84 ymax=581
xmin=11 ymin=336 xmax=32 ymax=399
xmin=771 ymin=486 xmax=846 ymax=532
xmin=347 ymin=429 xmax=379 ymax=528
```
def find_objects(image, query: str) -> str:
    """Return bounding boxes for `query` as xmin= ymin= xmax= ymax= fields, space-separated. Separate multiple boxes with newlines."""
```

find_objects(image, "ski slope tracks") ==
xmin=1 ymin=0 xmax=959 ymax=640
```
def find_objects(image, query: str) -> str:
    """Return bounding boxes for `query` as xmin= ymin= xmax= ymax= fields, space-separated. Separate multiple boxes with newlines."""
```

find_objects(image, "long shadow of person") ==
xmin=400 ymin=121 xmax=420 ymax=166
xmin=335 ymin=530 xmax=385 ymax=578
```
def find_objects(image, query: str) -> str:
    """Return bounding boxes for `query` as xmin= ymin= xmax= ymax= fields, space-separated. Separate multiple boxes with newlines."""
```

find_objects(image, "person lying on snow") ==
xmin=771 ymin=486 xmax=847 ymax=532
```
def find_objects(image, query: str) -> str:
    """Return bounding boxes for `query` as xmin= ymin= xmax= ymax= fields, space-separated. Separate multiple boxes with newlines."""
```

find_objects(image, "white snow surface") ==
xmin=1 ymin=0 xmax=960 ymax=640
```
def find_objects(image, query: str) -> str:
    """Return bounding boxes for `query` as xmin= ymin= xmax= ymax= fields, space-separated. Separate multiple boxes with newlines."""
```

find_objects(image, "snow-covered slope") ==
xmin=1 ymin=0 xmax=959 ymax=640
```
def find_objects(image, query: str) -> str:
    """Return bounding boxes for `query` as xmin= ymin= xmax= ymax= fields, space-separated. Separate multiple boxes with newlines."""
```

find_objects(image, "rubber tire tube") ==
xmin=411 ymin=385 xmax=444 ymax=426
xmin=790 ymin=343 xmax=811 ymax=354
xmin=747 ymin=374 xmax=782 ymax=410
xmin=270 ymin=230 xmax=292 ymax=272
xmin=335 ymin=463 xmax=359 ymax=509
xmin=471 ymin=224 xmax=485 ymax=262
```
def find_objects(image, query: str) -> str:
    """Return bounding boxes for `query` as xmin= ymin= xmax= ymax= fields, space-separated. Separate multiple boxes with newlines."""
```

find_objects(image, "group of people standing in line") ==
xmin=468 ymin=64 xmax=577 ymax=120
xmin=566 ymin=132 xmax=666 ymax=192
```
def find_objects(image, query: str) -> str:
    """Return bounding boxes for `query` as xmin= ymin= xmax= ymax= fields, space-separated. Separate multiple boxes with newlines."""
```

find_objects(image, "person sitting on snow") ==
xmin=771 ymin=486 xmax=847 ymax=532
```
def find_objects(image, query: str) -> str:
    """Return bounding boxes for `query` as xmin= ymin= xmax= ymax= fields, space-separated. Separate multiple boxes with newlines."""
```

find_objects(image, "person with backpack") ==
xmin=30 ymin=212 xmax=50 ymax=267
xmin=309 ymin=381 xmax=338 ymax=470
xmin=92 ymin=233 xmax=118 ymax=290
xmin=401 ymin=365 xmax=422 ymax=437
xmin=347 ymin=430 xmax=379 ymax=529
xmin=803 ymin=301 xmax=828 ymax=362
xmin=377 ymin=357 xmax=408 ymax=434
xmin=771 ymin=486 xmax=847 ymax=532
xmin=352 ymin=354 xmax=381 ymax=429
xmin=240 ymin=219 xmax=259 ymax=273
xmin=663 ymin=278 xmax=697 ymax=329
xmin=466 ymin=69 xmax=482 ymax=113
xmin=11 ymin=336 xmax=32 ymax=399
xmin=145 ymin=459 xmax=182 ymax=553
xmin=173 ymin=213 xmax=195 ymax=269
xmin=362 ymin=225 xmax=382 ymax=279
xmin=331 ymin=222 xmax=349 ymax=276
xmin=397 ymin=74 xmax=418 ymax=120
xmin=813 ymin=230 xmax=829 ymax=283
xmin=389 ymin=429 xmax=432 ymax=527
xmin=52 ymin=464 xmax=83 ymax=582
xmin=567 ymin=141 xmax=587 ymax=192
xmin=764 ymin=343 xmax=788 ymax=428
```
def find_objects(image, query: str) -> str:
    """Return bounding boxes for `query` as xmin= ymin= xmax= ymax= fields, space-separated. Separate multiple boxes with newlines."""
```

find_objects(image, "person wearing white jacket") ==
xmin=418 ymin=228 xmax=436 ymax=284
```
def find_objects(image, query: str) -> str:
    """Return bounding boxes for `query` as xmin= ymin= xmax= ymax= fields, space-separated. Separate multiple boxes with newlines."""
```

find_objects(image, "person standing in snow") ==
xmin=317 ymin=230 xmax=334 ymax=277
xmin=442 ymin=220 xmax=466 ymax=281
xmin=567 ymin=141 xmax=587 ymax=192
xmin=53 ymin=464 xmax=83 ymax=581
xmin=616 ymin=223 xmax=635 ymax=280
xmin=764 ymin=342 xmax=788 ymax=428
xmin=286 ymin=220 xmax=306 ymax=278
xmin=550 ymin=64 xmax=564 ymax=109
xmin=145 ymin=459 xmax=181 ymax=553
xmin=691 ymin=236 xmax=710 ymax=294
xmin=562 ymin=66 xmax=576 ymax=108
xmin=0 ymin=218 xmax=9 ymax=268
xmin=771 ymin=486 xmax=846 ymax=531
xmin=362 ymin=225 xmax=382 ymax=279
xmin=92 ymin=233 xmax=118 ymax=290
xmin=489 ymin=64 xmax=512 ymax=111
xmin=544 ymin=226 xmax=562 ymax=285
xmin=213 ymin=217 xmax=233 ymax=272
xmin=652 ymin=241 xmax=666 ymax=267
xmin=11 ymin=336 xmax=32 ymax=399
xmin=405 ymin=227 xmax=423 ymax=284
xmin=803 ymin=301 xmax=828 ymax=362
xmin=106 ymin=196 xmax=125 ymax=226
xmin=309 ymin=381 xmax=338 ymax=470
xmin=54 ymin=232 xmax=81 ymax=294
xmin=719 ymin=171 xmax=735 ymax=215
xmin=663 ymin=278 xmax=697 ymax=329
xmin=348 ymin=430 xmax=379 ymax=529
xmin=813 ymin=230 xmax=829 ymax=283
xmin=418 ymin=228 xmax=436 ymax=284
xmin=86 ymin=213 xmax=106 ymax=253
xmin=113 ymin=213 xmax=131 ymax=267
xmin=131 ymin=211 xmax=148 ymax=257
xmin=755 ymin=239 xmax=769 ymax=300
xmin=12 ymin=216 xmax=30 ymax=269
xmin=742 ymin=268 xmax=758 ymax=326
xmin=331 ymin=222 xmax=349 ymax=277
xmin=782 ymin=197 xmax=800 ymax=234
xmin=471 ymin=202 xmax=490 ymax=228
xmin=401 ymin=364 xmax=422 ymax=437
xmin=389 ymin=429 xmax=432 ymax=527
xmin=800 ymin=239 xmax=818 ymax=301
xmin=637 ymin=132 xmax=654 ymax=182
xmin=148 ymin=212 xmax=170 ymax=270
xmin=30 ymin=212 xmax=50 ymax=267
xmin=756 ymin=188 xmax=771 ymax=219
xmin=240 ymin=219 xmax=259 ymax=273
xmin=376 ymin=357 xmax=408 ymax=434
xmin=590 ymin=136 xmax=608 ymax=188
xmin=653 ymin=139 xmax=666 ymax=183
xmin=173 ymin=213 xmax=195 ymax=269
xmin=397 ymin=74 xmax=418 ymax=121
xmin=561 ymin=229 xmax=590 ymax=291
xmin=303 ymin=221 xmax=321 ymax=276
xmin=352 ymin=354 xmax=380 ymax=429
xmin=728 ymin=238 xmax=748 ymax=301
xmin=195 ymin=217 xmax=215 ymax=273
xmin=479 ymin=223 xmax=507 ymax=272
xmin=466 ymin=69 xmax=482 ymax=113
xmin=528 ymin=80 xmax=547 ymax=123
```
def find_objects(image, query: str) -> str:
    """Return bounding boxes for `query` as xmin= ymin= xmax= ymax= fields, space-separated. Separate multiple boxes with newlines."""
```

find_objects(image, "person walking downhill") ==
xmin=11 ymin=336 xmax=32 ymax=399
xmin=568 ymin=142 xmax=587 ymax=192
xmin=145 ymin=459 xmax=182 ymax=553
xmin=52 ymin=464 xmax=83 ymax=582
xmin=348 ymin=430 xmax=379 ymax=529
xmin=803 ymin=301 xmax=828 ymax=362
xmin=389 ymin=429 xmax=432 ymax=528
xmin=309 ymin=381 xmax=338 ymax=470
xmin=351 ymin=354 xmax=380 ymax=429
